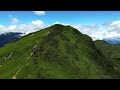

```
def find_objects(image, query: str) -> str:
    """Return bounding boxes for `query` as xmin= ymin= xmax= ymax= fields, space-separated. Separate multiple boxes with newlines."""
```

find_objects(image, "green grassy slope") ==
xmin=94 ymin=40 xmax=120 ymax=76
xmin=95 ymin=40 xmax=120 ymax=60
xmin=0 ymin=24 xmax=120 ymax=79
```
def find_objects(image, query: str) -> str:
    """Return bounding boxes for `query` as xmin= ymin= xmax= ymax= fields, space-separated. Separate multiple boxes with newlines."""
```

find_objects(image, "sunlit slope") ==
xmin=0 ymin=24 xmax=119 ymax=79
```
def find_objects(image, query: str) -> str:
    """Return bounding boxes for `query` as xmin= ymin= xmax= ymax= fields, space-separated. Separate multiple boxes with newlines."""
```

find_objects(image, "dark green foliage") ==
xmin=94 ymin=40 xmax=120 ymax=78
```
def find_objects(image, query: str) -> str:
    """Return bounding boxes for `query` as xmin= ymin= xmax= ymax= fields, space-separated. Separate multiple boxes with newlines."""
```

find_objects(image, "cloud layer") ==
xmin=73 ymin=22 xmax=120 ymax=40
xmin=34 ymin=11 xmax=45 ymax=15
xmin=0 ymin=20 xmax=45 ymax=35
xmin=8 ymin=15 xmax=19 ymax=24
xmin=53 ymin=21 xmax=120 ymax=41
xmin=1 ymin=15 xmax=120 ymax=41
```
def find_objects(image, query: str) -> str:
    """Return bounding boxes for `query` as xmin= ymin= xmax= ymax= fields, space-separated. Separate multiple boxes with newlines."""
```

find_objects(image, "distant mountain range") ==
xmin=0 ymin=32 xmax=23 ymax=47
xmin=103 ymin=38 xmax=120 ymax=44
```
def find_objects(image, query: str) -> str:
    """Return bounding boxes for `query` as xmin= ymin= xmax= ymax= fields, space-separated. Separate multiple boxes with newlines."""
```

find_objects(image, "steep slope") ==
xmin=0 ymin=24 xmax=120 ymax=79
xmin=0 ymin=32 xmax=23 ymax=47
xmin=95 ymin=40 xmax=120 ymax=60
xmin=94 ymin=40 xmax=120 ymax=75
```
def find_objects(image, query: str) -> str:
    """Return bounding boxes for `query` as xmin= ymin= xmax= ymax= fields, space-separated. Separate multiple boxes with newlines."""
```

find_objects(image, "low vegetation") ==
xmin=0 ymin=24 xmax=120 ymax=79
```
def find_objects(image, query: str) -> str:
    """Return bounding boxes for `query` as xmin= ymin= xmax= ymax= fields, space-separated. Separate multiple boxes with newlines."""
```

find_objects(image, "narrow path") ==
xmin=7 ymin=53 xmax=12 ymax=59
xmin=26 ymin=57 xmax=30 ymax=60
xmin=11 ymin=45 xmax=36 ymax=79
xmin=31 ymin=52 xmax=33 ymax=56
xmin=4 ymin=52 xmax=12 ymax=60
xmin=26 ymin=44 xmax=36 ymax=60
xmin=12 ymin=67 xmax=23 ymax=79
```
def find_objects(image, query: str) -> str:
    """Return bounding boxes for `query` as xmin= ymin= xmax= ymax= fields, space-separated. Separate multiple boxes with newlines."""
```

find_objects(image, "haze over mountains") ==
xmin=0 ymin=24 xmax=120 ymax=79
xmin=0 ymin=32 xmax=23 ymax=47
xmin=103 ymin=38 xmax=120 ymax=44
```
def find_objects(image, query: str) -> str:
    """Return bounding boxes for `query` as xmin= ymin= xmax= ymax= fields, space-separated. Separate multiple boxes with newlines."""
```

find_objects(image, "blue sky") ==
xmin=1 ymin=11 xmax=120 ymax=40
xmin=1 ymin=11 xmax=120 ymax=25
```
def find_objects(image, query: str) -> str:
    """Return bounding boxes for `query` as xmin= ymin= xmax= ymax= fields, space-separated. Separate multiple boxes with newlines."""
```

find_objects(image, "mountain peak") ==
xmin=49 ymin=24 xmax=74 ymax=30
xmin=0 ymin=25 xmax=119 ymax=79
xmin=52 ymin=24 xmax=64 ymax=26
xmin=44 ymin=24 xmax=76 ymax=35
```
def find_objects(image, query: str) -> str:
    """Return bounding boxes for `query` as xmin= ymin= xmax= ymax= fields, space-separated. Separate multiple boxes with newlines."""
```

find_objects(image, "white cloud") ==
xmin=73 ymin=24 xmax=98 ymax=35
xmin=34 ymin=11 xmax=45 ymax=15
xmin=32 ymin=20 xmax=44 ymax=25
xmin=111 ymin=20 xmax=120 ymax=25
xmin=0 ymin=20 xmax=45 ymax=35
xmin=52 ymin=21 xmax=120 ymax=41
xmin=74 ymin=20 xmax=120 ymax=40
xmin=72 ymin=24 xmax=99 ymax=40
xmin=19 ymin=20 xmax=45 ymax=34
xmin=1 ymin=17 xmax=120 ymax=41
xmin=8 ymin=15 xmax=19 ymax=24
xmin=52 ymin=21 xmax=69 ymax=26
xmin=11 ymin=18 xmax=19 ymax=24
xmin=53 ymin=21 xmax=60 ymax=24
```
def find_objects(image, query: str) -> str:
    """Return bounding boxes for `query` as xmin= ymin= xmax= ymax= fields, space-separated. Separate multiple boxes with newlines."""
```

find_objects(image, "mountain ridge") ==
xmin=0 ymin=24 xmax=120 ymax=79
xmin=103 ymin=37 xmax=120 ymax=44
xmin=0 ymin=32 xmax=23 ymax=47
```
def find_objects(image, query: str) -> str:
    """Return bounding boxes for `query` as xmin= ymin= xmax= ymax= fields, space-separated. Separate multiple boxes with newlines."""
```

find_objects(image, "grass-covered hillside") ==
xmin=0 ymin=24 xmax=120 ymax=79
xmin=95 ymin=40 xmax=120 ymax=60
xmin=94 ymin=40 xmax=120 ymax=76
